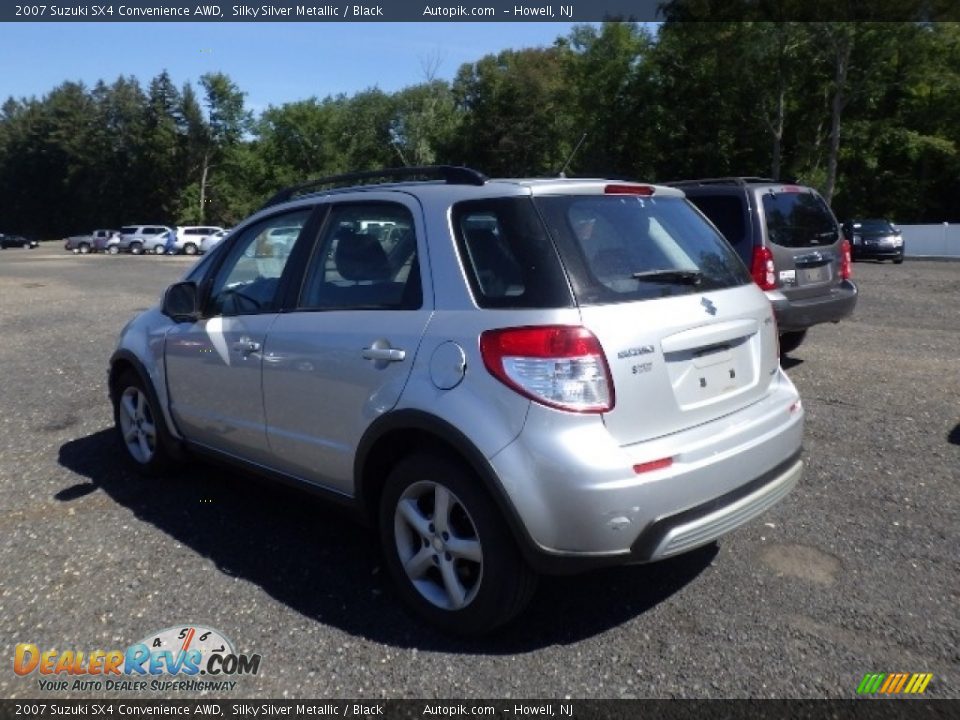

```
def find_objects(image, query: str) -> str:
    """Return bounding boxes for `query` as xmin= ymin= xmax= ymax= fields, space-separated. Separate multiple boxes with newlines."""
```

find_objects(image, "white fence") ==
xmin=900 ymin=223 xmax=960 ymax=258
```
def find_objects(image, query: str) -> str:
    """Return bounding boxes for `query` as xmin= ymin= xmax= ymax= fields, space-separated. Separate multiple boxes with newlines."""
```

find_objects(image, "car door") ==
xmin=262 ymin=197 xmax=432 ymax=493
xmin=164 ymin=207 xmax=316 ymax=464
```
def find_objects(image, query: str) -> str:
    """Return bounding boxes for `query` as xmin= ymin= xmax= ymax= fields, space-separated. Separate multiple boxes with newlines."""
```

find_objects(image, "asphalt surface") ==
xmin=1 ymin=246 xmax=957 ymax=699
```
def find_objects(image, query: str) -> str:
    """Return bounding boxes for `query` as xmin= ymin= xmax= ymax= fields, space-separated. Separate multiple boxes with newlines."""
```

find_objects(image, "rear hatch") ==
xmin=755 ymin=186 xmax=843 ymax=300
xmin=534 ymin=188 xmax=779 ymax=446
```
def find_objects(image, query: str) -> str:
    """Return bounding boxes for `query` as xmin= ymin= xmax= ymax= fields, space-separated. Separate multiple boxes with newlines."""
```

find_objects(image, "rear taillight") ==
xmin=751 ymin=246 xmax=777 ymax=291
xmin=839 ymin=238 xmax=852 ymax=280
xmin=480 ymin=326 xmax=614 ymax=413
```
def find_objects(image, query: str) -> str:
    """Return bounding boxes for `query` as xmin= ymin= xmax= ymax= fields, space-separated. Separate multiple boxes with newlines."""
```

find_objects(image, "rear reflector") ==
xmin=751 ymin=246 xmax=777 ymax=291
xmin=633 ymin=457 xmax=674 ymax=474
xmin=480 ymin=325 xmax=614 ymax=413
xmin=604 ymin=184 xmax=654 ymax=196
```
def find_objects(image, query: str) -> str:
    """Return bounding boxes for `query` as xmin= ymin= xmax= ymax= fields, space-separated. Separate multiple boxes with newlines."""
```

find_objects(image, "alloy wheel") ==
xmin=393 ymin=480 xmax=484 ymax=611
xmin=118 ymin=386 xmax=156 ymax=464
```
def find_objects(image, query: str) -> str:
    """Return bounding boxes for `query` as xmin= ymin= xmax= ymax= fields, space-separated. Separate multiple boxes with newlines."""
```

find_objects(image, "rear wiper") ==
xmin=631 ymin=269 xmax=703 ymax=285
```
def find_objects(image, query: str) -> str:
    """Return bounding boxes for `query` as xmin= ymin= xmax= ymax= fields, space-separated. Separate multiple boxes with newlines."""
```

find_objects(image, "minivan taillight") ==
xmin=480 ymin=326 xmax=614 ymax=413
xmin=839 ymin=238 xmax=852 ymax=280
xmin=751 ymin=246 xmax=777 ymax=291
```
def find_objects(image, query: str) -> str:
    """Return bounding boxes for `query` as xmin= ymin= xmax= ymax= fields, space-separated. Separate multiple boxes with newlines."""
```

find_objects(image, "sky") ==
xmin=0 ymin=22 xmax=586 ymax=113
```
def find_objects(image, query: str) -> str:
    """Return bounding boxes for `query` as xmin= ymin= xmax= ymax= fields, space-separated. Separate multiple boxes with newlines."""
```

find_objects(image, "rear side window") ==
xmin=120 ymin=226 xmax=138 ymax=234
xmin=451 ymin=198 xmax=573 ymax=309
xmin=535 ymin=195 xmax=750 ymax=305
xmin=686 ymin=195 xmax=747 ymax=246
xmin=761 ymin=191 xmax=839 ymax=248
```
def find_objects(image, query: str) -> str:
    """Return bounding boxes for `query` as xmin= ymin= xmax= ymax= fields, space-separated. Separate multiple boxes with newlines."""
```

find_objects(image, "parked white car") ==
xmin=116 ymin=225 xmax=173 ymax=255
xmin=199 ymin=228 xmax=230 ymax=254
xmin=176 ymin=226 xmax=225 ymax=255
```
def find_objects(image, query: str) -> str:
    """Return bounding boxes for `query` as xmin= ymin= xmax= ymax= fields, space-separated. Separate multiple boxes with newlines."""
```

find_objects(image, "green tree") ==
xmin=560 ymin=22 xmax=656 ymax=178
xmin=191 ymin=72 xmax=253 ymax=224
xmin=450 ymin=47 xmax=576 ymax=176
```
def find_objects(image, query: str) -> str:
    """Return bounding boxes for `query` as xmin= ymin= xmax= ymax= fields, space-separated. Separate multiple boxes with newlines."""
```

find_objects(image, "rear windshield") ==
xmin=761 ymin=191 xmax=839 ymax=248
xmin=535 ymin=195 xmax=750 ymax=305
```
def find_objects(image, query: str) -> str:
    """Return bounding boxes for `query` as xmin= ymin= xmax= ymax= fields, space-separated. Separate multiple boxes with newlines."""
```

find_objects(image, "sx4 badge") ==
xmin=13 ymin=625 xmax=261 ymax=693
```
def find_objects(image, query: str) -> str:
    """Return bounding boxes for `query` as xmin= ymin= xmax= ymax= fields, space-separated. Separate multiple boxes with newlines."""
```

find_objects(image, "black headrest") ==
xmin=335 ymin=231 xmax=391 ymax=282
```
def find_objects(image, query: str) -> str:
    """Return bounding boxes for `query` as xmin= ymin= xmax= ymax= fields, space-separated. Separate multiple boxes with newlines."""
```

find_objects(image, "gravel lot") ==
xmin=1 ymin=246 xmax=957 ymax=699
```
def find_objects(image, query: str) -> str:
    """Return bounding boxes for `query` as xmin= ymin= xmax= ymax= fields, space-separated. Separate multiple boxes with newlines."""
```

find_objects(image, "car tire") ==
xmin=22 ymin=241 xmax=30 ymax=249
xmin=130 ymin=242 xmax=143 ymax=255
xmin=779 ymin=330 xmax=807 ymax=356
xmin=184 ymin=243 xmax=198 ymax=256
xmin=112 ymin=369 xmax=176 ymax=476
xmin=379 ymin=452 xmax=537 ymax=634
xmin=79 ymin=243 xmax=91 ymax=254
xmin=108 ymin=245 xmax=120 ymax=255
xmin=153 ymin=244 xmax=166 ymax=255
xmin=894 ymin=257 xmax=904 ymax=264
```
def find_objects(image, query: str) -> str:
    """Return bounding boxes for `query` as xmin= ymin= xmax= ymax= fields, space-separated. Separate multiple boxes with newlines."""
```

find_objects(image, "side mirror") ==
xmin=162 ymin=282 xmax=201 ymax=322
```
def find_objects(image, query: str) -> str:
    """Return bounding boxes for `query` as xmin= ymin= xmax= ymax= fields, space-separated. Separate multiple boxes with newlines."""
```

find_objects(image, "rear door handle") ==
xmin=232 ymin=340 xmax=261 ymax=356
xmin=361 ymin=347 xmax=406 ymax=362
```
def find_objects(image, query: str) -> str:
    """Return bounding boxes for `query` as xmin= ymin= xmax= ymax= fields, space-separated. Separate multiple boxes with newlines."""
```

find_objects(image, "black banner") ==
xmin=0 ymin=700 xmax=958 ymax=720
xmin=2 ymin=0 xmax=960 ymax=23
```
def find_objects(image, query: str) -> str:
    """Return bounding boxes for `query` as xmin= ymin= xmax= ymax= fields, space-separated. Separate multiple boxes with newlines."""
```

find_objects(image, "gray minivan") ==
xmin=669 ymin=178 xmax=857 ymax=354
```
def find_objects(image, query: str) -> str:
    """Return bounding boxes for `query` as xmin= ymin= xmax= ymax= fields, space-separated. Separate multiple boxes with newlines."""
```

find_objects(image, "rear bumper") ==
xmin=768 ymin=280 xmax=858 ymax=333
xmin=633 ymin=454 xmax=801 ymax=561
xmin=489 ymin=372 xmax=804 ymax=574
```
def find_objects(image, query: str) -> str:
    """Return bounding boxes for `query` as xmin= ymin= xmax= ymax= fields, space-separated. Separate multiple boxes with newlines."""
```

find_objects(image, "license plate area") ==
xmin=666 ymin=339 xmax=754 ymax=410
xmin=800 ymin=265 xmax=830 ymax=284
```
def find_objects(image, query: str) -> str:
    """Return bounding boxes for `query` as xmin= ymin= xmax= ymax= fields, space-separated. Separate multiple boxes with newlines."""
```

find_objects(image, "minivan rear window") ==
xmin=761 ymin=191 xmax=839 ymax=248
xmin=535 ymin=195 xmax=750 ymax=305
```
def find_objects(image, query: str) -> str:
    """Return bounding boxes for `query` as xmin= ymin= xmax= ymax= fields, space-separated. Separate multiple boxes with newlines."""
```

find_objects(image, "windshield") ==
xmin=535 ymin=195 xmax=750 ymax=305
xmin=853 ymin=219 xmax=896 ymax=233
xmin=761 ymin=191 xmax=839 ymax=248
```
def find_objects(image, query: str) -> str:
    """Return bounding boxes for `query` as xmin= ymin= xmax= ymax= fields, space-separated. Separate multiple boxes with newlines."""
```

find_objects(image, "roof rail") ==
xmin=666 ymin=176 xmax=778 ymax=187
xmin=261 ymin=165 xmax=488 ymax=208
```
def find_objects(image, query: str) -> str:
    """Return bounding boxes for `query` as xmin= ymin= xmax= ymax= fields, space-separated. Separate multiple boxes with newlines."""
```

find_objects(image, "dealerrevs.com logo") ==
xmin=13 ymin=625 xmax=261 ymax=693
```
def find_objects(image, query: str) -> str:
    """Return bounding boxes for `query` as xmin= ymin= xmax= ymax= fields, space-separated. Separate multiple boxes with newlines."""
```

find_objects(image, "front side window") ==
xmin=299 ymin=203 xmax=422 ymax=310
xmin=536 ymin=194 xmax=750 ymax=305
xmin=761 ymin=190 xmax=839 ymax=248
xmin=207 ymin=209 xmax=312 ymax=316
